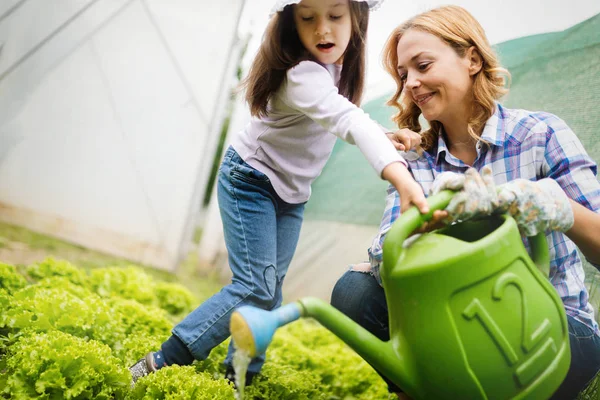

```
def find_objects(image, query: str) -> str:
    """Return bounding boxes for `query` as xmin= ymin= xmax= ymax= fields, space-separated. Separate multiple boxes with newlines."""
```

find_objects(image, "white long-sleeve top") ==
xmin=231 ymin=60 xmax=405 ymax=204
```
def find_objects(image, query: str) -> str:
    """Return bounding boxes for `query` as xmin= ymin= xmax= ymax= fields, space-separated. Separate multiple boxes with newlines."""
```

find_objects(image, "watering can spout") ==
xmin=230 ymin=297 xmax=416 ymax=393
xmin=230 ymin=303 xmax=302 ymax=357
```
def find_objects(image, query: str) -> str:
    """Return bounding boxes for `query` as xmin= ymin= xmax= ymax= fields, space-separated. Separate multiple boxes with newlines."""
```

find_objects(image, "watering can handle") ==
xmin=529 ymin=231 xmax=550 ymax=277
xmin=383 ymin=190 xmax=551 ymax=277
xmin=383 ymin=190 xmax=454 ymax=268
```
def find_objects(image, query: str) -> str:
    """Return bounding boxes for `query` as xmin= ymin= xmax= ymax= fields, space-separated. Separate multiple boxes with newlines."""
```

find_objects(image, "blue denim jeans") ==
xmin=172 ymin=146 xmax=305 ymax=374
xmin=331 ymin=269 xmax=600 ymax=398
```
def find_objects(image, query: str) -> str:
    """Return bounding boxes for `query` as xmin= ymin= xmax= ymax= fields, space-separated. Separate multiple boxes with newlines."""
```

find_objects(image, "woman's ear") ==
xmin=467 ymin=46 xmax=483 ymax=76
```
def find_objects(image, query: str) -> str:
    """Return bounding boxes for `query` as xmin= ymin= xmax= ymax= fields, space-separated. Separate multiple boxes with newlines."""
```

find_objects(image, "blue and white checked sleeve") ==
xmin=541 ymin=113 xmax=600 ymax=270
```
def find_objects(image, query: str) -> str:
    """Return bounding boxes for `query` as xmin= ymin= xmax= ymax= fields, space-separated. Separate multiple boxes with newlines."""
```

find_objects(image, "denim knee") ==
xmin=331 ymin=270 xmax=357 ymax=315
xmin=331 ymin=269 xmax=382 ymax=320
xmin=550 ymin=316 xmax=600 ymax=399
xmin=238 ymin=264 xmax=282 ymax=310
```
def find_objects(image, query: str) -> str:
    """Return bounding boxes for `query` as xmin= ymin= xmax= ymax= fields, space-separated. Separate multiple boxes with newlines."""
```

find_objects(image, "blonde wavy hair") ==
xmin=382 ymin=5 xmax=510 ymax=151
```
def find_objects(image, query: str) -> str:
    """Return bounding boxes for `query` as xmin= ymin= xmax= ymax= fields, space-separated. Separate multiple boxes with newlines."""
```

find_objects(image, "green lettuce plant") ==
xmin=113 ymin=333 xmax=167 ymax=367
xmin=88 ymin=267 xmax=198 ymax=319
xmin=128 ymin=365 xmax=235 ymax=400
xmin=154 ymin=281 xmax=197 ymax=317
xmin=25 ymin=257 xmax=88 ymax=286
xmin=109 ymin=297 xmax=173 ymax=339
xmin=0 ymin=262 xmax=27 ymax=294
xmin=34 ymin=276 xmax=95 ymax=298
xmin=0 ymin=330 xmax=129 ymax=399
xmin=0 ymin=284 xmax=125 ymax=351
xmin=88 ymin=266 xmax=157 ymax=306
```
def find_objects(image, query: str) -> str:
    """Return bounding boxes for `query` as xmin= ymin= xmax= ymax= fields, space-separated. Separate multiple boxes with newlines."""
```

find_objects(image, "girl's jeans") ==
xmin=331 ymin=269 xmax=600 ymax=398
xmin=172 ymin=146 xmax=305 ymax=374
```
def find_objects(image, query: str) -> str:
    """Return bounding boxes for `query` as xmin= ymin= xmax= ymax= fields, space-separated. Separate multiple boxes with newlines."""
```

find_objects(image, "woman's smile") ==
xmin=414 ymin=92 xmax=435 ymax=106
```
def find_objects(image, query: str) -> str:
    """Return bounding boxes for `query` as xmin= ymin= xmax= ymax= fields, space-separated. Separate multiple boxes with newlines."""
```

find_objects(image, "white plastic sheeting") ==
xmin=0 ymin=0 xmax=245 ymax=270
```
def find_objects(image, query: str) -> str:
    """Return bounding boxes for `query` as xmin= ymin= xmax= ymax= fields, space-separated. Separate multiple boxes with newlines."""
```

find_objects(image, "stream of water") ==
xmin=232 ymin=346 xmax=251 ymax=400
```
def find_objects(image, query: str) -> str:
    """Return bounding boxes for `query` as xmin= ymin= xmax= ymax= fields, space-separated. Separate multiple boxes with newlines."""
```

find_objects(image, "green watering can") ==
xmin=230 ymin=190 xmax=570 ymax=399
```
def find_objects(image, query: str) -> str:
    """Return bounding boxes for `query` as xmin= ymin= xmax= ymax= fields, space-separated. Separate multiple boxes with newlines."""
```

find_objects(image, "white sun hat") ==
xmin=270 ymin=0 xmax=385 ymax=17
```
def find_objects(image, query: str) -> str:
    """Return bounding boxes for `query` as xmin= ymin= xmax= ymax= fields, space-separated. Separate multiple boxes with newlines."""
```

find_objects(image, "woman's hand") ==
xmin=431 ymin=167 xmax=499 ymax=222
xmin=386 ymin=128 xmax=422 ymax=151
xmin=430 ymin=167 xmax=574 ymax=236
xmin=496 ymin=178 xmax=574 ymax=236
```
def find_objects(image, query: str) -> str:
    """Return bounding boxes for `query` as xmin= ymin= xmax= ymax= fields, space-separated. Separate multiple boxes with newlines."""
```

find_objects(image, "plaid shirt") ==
xmin=369 ymin=103 xmax=600 ymax=332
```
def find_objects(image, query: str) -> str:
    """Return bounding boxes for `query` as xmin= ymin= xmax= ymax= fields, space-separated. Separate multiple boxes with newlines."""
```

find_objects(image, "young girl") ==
xmin=129 ymin=0 xmax=428 ymax=386
xmin=330 ymin=5 xmax=600 ymax=399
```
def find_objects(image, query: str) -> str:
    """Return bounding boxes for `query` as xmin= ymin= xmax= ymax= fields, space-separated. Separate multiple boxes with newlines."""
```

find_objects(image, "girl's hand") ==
xmin=382 ymin=162 xmax=429 ymax=213
xmin=386 ymin=128 xmax=422 ymax=151
xmin=399 ymin=179 xmax=429 ymax=214
xmin=413 ymin=210 xmax=448 ymax=235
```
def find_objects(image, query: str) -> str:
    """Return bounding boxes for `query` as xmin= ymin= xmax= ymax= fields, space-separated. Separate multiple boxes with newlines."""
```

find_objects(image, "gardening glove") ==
xmin=430 ymin=167 xmax=574 ymax=236
xmin=496 ymin=178 xmax=574 ymax=236
xmin=430 ymin=167 xmax=499 ymax=222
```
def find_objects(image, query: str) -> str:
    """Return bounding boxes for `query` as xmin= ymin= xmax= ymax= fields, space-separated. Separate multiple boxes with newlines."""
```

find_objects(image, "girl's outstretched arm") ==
xmin=282 ymin=62 xmax=429 ymax=213
xmin=282 ymin=63 xmax=411 ymax=183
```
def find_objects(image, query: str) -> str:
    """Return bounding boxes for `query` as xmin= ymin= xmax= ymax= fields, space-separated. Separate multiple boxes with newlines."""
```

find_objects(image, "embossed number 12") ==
xmin=463 ymin=272 xmax=551 ymax=365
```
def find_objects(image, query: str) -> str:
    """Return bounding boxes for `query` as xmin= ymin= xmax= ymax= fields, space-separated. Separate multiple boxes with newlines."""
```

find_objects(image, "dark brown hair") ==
xmin=241 ymin=2 xmax=370 ymax=117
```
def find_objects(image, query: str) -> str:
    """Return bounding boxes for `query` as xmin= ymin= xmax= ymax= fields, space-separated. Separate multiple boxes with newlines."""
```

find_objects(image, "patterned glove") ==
xmin=430 ymin=167 xmax=499 ymax=222
xmin=430 ymin=167 xmax=574 ymax=236
xmin=496 ymin=178 xmax=574 ymax=236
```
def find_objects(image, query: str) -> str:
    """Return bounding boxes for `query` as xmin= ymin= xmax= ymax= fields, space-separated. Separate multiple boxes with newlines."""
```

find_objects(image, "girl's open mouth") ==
xmin=317 ymin=43 xmax=335 ymax=52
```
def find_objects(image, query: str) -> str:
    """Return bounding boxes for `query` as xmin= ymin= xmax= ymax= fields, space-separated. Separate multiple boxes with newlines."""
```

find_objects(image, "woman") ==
xmin=330 ymin=5 xmax=600 ymax=399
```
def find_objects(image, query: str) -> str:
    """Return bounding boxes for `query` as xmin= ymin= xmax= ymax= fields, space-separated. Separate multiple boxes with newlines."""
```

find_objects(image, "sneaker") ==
xmin=129 ymin=352 xmax=157 ymax=387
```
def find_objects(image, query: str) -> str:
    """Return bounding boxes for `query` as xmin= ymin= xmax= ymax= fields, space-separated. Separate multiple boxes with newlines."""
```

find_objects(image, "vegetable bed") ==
xmin=0 ymin=259 xmax=388 ymax=399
